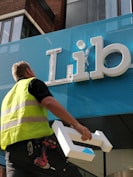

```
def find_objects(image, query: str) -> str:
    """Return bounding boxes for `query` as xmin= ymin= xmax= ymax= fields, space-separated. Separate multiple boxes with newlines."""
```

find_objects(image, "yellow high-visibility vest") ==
xmin=0 ymin=78 xmax=53 ymax=150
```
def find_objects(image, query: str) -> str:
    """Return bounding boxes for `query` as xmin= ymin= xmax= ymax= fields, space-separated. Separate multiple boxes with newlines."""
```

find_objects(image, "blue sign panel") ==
xmin=0 ymin=14 xmax=133 ymax=120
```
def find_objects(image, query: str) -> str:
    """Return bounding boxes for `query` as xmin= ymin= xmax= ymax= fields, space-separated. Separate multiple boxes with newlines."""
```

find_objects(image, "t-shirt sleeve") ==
xmin=28 ymin=78 xmax=53 ymax=102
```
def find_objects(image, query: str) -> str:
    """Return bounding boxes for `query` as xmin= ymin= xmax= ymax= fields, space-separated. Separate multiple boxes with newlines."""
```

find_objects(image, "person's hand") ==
xmin=74 ymin=123 xmax=92 ymax=141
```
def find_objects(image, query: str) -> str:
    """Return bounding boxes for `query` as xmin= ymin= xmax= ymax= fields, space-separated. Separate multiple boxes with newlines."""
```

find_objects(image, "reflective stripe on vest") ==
xmin=1 ymin=100 xmax=40 ymax=117
xmin=1 ymin=116 xmax=47 ymax=131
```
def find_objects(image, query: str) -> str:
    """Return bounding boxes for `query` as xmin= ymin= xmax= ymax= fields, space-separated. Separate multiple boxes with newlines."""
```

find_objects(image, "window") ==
xmin=120 ymin=0 xmax=132 ymax=15
xmin=0 ymin=20 xmax=12 ymax=44
xmin=105 ymin=0 xmax=132 ymax=19
xmin=66 ymin=0 xmax=133 ymax=28
xmin=0 ymin=16 xmax=23 ymax=44
xmin=12 ymin=16 xmax=23 ymax=42
xmin=0 ymin=15 xmax=41 ymax=44
xmin=21 ymin=16 xmax=40 ymax=39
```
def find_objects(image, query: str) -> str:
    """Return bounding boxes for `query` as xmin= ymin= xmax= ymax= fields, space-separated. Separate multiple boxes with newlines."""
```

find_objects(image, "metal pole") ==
xmin=103 ymin=152 xmax=106 ymax=177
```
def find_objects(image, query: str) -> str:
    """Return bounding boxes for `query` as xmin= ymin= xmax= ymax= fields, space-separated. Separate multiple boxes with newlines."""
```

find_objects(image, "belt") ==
xmin=6 ymin=134 xmax=55 ymax=151
xmin=6 ymin=138 xmax=43 ymax=151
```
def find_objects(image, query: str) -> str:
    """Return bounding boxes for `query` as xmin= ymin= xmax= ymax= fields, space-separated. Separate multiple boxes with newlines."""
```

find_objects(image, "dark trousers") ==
xmin=5 ymin=136 xmax=82 ymax=177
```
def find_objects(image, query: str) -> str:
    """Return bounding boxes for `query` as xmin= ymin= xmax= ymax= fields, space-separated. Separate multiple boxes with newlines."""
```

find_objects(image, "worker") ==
xmin=0 ymin=61 xmax=92 ymax=177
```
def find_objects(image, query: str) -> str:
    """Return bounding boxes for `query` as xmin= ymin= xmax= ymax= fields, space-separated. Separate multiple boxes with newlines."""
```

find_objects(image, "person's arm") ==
xmin=28 ymin=78 xmax=92 ymax=140
xmin=41 ymin=96 xmax=92 ymax=141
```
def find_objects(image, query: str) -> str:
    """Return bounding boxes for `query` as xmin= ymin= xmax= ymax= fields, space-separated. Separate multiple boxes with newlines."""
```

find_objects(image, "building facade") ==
xmin=0 ymin=1 xmax=133 ymax=177
xmin=0 ymin=0 xmax=66 ymax=44
xmin=66 ymin=0 xmax=133 ymax=28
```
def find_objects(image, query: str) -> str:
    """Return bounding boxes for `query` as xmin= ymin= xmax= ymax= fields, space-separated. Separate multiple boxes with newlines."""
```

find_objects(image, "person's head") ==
xmin=12 ymin=61 xmax=35 ymax=82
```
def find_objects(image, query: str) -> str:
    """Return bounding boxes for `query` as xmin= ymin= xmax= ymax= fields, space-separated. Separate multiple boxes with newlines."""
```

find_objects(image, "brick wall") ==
xmin=26 ymin=0 xmax=66 ymax=32
xmin=0 ymin=0 xmax=26 ymax=15
xmin=0 ymin=166 xmax=6 ymax=177
xmin=25 ymin=0 xmax=54 ymax=32
xmin=45 ymin=0 xmax=66 ymax=30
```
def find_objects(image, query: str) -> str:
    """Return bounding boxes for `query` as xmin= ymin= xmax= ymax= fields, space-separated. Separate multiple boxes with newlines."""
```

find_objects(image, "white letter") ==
xmin=90 ymin=36 xmax=131 ymax=79
xmin=46 ymin=48 xmax=62 ymax=81
xmin=72 ymin=51 xmax=89 ymax=82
